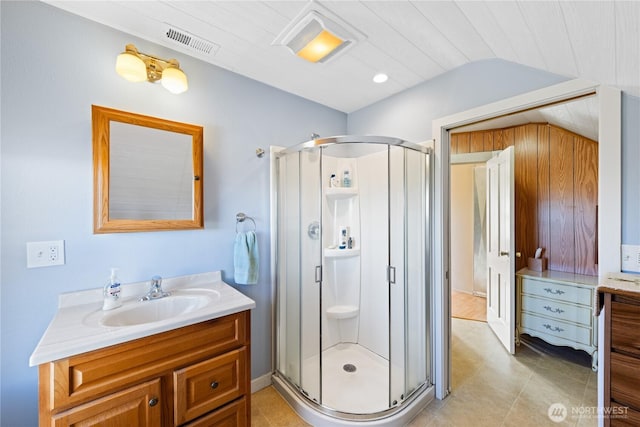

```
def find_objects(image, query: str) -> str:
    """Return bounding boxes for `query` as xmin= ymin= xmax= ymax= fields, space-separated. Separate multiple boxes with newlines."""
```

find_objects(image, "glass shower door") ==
xmin=276 ymin=148 xmax=322 ymax=403
xmin=389 ymin=147 xmax=430 ymax=406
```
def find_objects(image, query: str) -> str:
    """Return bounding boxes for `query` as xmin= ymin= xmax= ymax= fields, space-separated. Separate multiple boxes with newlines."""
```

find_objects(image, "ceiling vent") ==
xmin=164 ymin=25 xmax=220 ymax=56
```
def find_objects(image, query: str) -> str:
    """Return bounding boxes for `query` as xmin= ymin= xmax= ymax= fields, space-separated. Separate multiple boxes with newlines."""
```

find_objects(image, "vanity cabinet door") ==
xmin=51 ymin=379 xmax=161 ymax=427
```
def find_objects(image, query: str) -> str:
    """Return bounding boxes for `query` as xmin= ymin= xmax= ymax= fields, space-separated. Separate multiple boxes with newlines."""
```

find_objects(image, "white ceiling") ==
xmin=45 ymin=1 xmax=638 ymax=139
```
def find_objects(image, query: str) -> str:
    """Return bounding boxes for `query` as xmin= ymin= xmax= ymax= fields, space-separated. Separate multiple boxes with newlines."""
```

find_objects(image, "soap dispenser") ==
xmin=102 ymin=268 xmax=122 ymax=311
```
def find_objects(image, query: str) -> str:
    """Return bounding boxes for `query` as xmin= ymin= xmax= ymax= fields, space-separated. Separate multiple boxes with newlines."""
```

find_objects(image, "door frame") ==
xmin=431 ymin=79 xmax=621 ymax=400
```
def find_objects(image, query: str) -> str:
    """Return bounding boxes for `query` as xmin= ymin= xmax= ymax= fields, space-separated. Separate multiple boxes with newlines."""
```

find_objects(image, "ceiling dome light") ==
xmin=373 ymin=73 xmax=388 ymax=83
xmin=273 ymin=3 xmax=366 ymax=64
xmin=161 ymin=61 xmax=189 ymax=94
xmin=115 ymin=45 xmax=147 ymax=82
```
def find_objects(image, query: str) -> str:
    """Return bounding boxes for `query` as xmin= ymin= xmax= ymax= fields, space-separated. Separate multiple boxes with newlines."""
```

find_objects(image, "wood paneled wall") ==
xmin=452 ymin=124 xmax=598 ymax=276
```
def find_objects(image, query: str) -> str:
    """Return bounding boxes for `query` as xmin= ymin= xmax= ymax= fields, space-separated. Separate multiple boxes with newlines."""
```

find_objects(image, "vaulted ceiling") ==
xmin=45 ymin=1 xmax=639 ymax=115
xmin=44 ymin=1 xmax=637 ymax=141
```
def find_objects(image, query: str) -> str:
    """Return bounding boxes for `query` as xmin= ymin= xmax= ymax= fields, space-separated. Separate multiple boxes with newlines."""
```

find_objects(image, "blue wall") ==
xmin=348 ymin=59 xmax=640 ymax=243
xmin=0 ymin=2 xmax=346 ymax=425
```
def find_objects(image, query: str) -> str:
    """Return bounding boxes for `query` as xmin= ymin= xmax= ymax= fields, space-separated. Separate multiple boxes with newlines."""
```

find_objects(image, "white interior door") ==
xmin=486 ymin=146 xmax=515 ymax=354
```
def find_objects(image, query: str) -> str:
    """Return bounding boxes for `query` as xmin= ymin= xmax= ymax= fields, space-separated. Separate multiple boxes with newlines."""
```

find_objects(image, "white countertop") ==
xmin=29 ymin=271 xmax=255 ymax=366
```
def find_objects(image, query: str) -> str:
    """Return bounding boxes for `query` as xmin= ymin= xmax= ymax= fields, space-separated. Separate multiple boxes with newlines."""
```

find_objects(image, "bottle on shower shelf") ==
xmin=342 ymin=169 xmax=351 ymax=187
xmin=330 ymin=173 xmax=340 ymax=188
xmin=339 ymin=226 xmax=349 ymax=249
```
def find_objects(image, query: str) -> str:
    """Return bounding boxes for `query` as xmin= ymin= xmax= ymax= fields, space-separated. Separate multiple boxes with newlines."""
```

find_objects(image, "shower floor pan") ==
xmin=303 ymin=343 xmax=388 ymax=414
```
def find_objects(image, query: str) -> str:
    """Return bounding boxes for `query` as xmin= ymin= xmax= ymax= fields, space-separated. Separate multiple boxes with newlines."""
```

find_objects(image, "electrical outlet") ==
xmin=27 ymin=240 xmax=65 ymax=268
xmin=621 ymin=244 xmax=640 ymax=273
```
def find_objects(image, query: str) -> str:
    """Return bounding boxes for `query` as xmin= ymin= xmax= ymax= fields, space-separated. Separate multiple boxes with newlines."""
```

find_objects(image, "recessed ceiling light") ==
xmin=373 ymin=73 xmax=388 ymax=83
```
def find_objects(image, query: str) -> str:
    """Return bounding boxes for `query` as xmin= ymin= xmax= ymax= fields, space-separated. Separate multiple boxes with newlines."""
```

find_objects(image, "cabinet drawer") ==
xmin=521 ymin=295 xmax=592 ymax=326
xmin=521 ymin=313 xmax=591 ymax=345
xmin=611 ymin=352 xmax=640 ymax=411
xmin=612 ymin=301 xmax=640 ymax=357
xmin=521 ymin=278 xmax=592 ymax=306
xmin=610 ymin=403 xmax=640 ymax=426
xmin=52 ymin=379 xmax=162 ymax=427
xmin=174 ymin=347 xmax=247 ymax=424
xmin=183 ymin=396 xmax=247 ymax=427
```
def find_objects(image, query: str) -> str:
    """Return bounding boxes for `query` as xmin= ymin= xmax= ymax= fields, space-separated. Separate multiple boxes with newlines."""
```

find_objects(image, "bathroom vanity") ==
xmin=30 ymin=272 xmax=255 ymax=426
xmin=597 ymin=274 xmax=640 ymax=426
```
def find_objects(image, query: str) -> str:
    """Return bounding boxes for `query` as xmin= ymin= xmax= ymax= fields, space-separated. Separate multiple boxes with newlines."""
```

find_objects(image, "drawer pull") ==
xmin=543 ymin=323 xmax=565 ymax=333
xmin=544 ymin=287 xmax=565 ymax=296
xmin=543 ymin=305 xmax=565 ymax=314
xmin=210 ymin=381 xmax=219 ymax=390
xmin=149 ymin=397 xmax=159 ymax=407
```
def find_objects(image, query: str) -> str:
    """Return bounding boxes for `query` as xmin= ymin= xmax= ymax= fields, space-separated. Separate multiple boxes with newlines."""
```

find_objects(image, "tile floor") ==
xmin=251 ymin=318 xmax=596 ymax=426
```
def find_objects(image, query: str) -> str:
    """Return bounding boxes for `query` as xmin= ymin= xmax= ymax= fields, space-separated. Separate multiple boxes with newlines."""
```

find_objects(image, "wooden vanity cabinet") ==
xmin=602 ymin=292 xmax=640 ymax=426
xmin=38 ymin=311 xmax=251 ymax=426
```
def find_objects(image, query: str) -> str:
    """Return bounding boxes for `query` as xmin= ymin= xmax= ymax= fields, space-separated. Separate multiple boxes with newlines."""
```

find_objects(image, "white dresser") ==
xmin=516 ymin=268 xmax=598 ymax=370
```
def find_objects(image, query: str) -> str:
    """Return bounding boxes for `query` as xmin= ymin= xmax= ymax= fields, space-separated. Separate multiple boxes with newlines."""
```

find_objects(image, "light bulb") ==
xmin=161 ymin=66 xmax=188 ymax=94
xmin=115 ymin=52 xmax=147 ymax=82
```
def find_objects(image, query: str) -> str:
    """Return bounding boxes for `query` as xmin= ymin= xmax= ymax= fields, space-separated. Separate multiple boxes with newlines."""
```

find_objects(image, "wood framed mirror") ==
xmin=92 ymin=105 xmax=203 ymax=233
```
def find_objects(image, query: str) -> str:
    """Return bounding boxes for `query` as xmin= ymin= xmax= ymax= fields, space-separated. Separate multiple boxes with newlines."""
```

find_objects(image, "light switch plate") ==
xmin=621 ymin=244 xmax=640 ymax=273
xmin=27 ymin=240 xmax=65 ymax=268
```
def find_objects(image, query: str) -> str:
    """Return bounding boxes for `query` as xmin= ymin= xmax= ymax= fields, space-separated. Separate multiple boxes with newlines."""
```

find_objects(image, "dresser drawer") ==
xmin=521 ymin=294 xmax=592 ymax=326
xmin=174 ymin=347 xmax=247 ymax=425
xmin=521 ymin=312 xmax=591 ymax=345
xmin=612 ymin=301 xmax=640 ymax=357
xmin=610 ymin=352 xmax=640 ymax=412
xmin=521 ymin=278 xmax=592 ymax=306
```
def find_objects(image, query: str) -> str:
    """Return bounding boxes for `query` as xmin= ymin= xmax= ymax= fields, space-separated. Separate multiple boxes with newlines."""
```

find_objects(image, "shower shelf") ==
xmin=324 ymin=248 xmax=360 ymax=258
xmin=326 ymin=305 xmax=359 ymax=319
xmin=325 ymin=187 xmax=358 ymax=200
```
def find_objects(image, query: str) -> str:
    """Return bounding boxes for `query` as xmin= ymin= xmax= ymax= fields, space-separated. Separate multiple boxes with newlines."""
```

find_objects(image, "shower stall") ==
xmin=271 ymin=136 xmax=433 ymax=424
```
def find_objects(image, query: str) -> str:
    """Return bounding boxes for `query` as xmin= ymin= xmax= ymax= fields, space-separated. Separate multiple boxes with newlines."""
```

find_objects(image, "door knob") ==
xmin=500 ymin=251 xmax=509 ymax=257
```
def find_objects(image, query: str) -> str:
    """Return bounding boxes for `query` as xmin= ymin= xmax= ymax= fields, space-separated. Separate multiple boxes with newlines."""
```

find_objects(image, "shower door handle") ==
xmin=387 ymin=266 xmax=396 ymax=284
xmin=315 ymin=265 xmax=322 ymax=283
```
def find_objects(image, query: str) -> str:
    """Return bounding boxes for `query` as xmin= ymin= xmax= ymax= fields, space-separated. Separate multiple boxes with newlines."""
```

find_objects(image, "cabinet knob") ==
xmin=149 ymin=397 xmax=159 ymax=407
xmin=210 ymin=381 xmax=219 ymax=389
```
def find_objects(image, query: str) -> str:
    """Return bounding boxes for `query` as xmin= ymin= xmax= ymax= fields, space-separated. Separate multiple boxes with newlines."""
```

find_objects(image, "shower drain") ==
xmin=343 ymin=363 xmax=357 ymax=373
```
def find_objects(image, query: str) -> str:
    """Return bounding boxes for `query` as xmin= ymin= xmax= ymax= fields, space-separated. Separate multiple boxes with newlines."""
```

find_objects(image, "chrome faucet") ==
xmin=140 ymin=275 xmax=171 ymax=301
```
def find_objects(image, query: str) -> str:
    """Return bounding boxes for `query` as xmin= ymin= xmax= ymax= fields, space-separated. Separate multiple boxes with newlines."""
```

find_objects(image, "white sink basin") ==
xmin=85 ymin=289 xmax=221 ymax=327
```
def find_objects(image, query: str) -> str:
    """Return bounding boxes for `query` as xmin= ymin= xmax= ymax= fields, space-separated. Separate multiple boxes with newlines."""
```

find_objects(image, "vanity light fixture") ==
xmin=273 ymin=2 xmax=365 ymax=64
xmin=115 ymin=44 xmax=188 ymax=94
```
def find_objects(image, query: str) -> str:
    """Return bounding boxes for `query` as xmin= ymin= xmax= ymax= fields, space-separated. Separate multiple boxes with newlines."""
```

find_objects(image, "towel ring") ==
xmin=236 ymin=212 xmax=256 ymax=232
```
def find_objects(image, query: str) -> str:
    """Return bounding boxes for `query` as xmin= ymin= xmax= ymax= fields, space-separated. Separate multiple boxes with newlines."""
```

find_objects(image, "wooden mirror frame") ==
xmin=92 ymin=105 xmax=204 ymax=233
